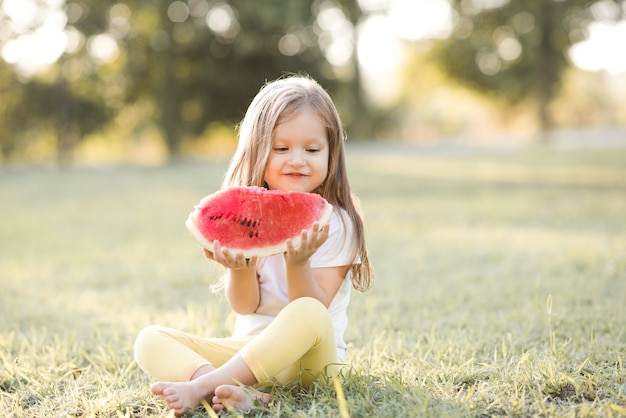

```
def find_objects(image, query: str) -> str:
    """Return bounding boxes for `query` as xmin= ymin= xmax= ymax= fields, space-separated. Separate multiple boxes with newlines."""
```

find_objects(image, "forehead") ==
xmin=276 ymin=105 xmax=325 ymax=126
xmin=272 ymin=113 xmax=329 ymax=148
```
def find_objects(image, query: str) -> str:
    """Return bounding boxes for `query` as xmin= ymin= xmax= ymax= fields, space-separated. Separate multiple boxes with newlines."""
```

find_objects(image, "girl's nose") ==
xmin=288 ymin=150 xmax=305 ymax=165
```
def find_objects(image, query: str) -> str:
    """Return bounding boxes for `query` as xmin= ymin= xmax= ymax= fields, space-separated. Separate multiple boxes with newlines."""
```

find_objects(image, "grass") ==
xmin=1 ymin=143 xmax=625 ymax=417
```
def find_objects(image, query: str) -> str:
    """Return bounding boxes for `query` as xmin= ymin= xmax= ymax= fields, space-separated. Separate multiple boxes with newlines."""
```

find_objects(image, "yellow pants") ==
xmin=134 ymin=297 xmax=343 ymax=387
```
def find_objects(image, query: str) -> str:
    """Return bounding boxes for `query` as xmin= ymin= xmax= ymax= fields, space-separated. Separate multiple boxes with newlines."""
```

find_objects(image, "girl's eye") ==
xmin=306 ymin=148 xmax=320 ymax=153
xmin=273 ymin=147 xmax=288 ymax=152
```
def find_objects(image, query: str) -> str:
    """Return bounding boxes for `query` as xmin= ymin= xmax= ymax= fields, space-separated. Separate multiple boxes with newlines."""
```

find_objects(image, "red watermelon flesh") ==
xmin=186 ymin=186 xmax=334 ymax=258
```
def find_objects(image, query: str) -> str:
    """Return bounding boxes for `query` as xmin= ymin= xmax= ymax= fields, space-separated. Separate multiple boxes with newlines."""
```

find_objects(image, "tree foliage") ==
xmin=432 ymin=0 xmax=624 ymax=133
xmin=0 ymin=0 xmax=365 ymax=162
xmin=0 ymin=0 xmax=112 ymax=162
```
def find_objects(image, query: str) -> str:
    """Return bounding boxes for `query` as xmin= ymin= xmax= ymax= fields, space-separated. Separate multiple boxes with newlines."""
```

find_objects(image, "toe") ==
xmin=150 ymin=382 xmax=166 ymax=395
xmin=215 ymin=385 xmax=233 ymax=398
xmin=164 ymin=393 xmax=179 ymax=404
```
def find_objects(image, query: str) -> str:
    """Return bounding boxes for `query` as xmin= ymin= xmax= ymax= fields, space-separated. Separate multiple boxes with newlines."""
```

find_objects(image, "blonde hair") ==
xmin=223 ymin=75 xmax=373 ymax=291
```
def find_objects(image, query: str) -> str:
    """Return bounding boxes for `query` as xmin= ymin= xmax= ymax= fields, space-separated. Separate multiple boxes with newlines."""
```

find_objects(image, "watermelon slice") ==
xmin=185 ymin=186 xmax=334 ymax=258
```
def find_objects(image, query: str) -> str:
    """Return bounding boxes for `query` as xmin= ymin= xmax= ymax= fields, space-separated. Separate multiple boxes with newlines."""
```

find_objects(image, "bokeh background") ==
xmin=1 ymin=0 xmax=625 ymax=166
xmin=2 ymin=3 xmax=626 ymax=416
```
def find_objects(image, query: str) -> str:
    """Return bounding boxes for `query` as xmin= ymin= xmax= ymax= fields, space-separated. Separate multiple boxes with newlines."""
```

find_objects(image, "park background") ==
xmin=1 ymin=0 xmax=626 ymax=417
xmin=1 ymin=0 xmax=625 ymax=164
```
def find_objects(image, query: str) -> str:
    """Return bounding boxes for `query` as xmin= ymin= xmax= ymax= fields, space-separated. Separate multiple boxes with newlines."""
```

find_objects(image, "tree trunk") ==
xmin=159 ymin=0 xmax=182 ymax=158
xmin=54 ymin=73 xmax=76 ymax=168
xmin=161 ymin=49 xmax=181 ymax=157
xmin=536 ymin=1 xmax=557 ymax=142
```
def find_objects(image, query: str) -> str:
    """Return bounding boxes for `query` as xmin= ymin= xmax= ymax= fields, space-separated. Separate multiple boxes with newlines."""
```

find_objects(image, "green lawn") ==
xmin=1 ymin=144 xmax=625 ymax=417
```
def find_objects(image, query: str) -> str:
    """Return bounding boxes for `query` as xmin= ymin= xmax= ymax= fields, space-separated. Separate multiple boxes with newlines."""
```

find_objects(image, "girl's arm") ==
xmin=204 ymin=242 xmax=260 ymax=315
xmin=224 ymin=267 xmax=260 ymax=314
xmin=286 ymin=262 xmax=348 ymax=307
xmin=284 ymin=223 xmax=347 ymax=307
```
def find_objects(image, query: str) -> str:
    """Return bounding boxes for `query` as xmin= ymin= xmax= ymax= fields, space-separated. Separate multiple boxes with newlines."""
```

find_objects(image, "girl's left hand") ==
xmin=284 ymin=222 xmax=330 ymax=266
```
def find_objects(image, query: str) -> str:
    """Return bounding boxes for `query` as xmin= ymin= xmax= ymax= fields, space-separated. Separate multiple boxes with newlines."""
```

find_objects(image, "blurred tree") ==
xmin=0 ymin=68 xmax=108 ymax=164
xmin=0 ymin=0 xmax=113 ymax=164
xmin=0 ymin=0 xmax=366 ymax=162
xmin=119 ymin=0 xmax=366 ymax=156
xmin=431 ymin=0 xmax=624 ymax=138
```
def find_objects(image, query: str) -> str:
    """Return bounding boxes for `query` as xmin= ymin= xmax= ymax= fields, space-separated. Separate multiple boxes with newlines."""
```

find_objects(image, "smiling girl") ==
xmin=134 ymin=75 xmax=374 ymax=415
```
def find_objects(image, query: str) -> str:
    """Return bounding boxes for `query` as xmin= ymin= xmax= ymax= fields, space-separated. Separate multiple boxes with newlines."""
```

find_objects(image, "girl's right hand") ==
xmin=203 ymin=240 xmax=257 ymax=271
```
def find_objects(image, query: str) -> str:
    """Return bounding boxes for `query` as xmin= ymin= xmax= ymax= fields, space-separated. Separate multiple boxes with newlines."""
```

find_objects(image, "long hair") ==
xmin=223 ymin=75 xmax=373 ymax=291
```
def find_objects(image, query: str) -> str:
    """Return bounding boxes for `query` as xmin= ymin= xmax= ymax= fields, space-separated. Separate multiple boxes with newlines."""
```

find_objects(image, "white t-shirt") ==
xmin=231 ymin=209 xmax=358 ymax=361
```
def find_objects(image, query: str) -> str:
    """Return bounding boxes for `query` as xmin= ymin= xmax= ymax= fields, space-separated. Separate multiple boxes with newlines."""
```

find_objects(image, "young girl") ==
xmin=134 ymin=75 xmax=374 ymax=416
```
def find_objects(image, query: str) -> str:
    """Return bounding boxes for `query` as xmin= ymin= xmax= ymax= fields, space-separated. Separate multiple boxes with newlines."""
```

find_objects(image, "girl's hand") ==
xmin=203 ymin=241 xmax=257 ymax=271
xmin=284 ymin=223 xmax=330 ymax=266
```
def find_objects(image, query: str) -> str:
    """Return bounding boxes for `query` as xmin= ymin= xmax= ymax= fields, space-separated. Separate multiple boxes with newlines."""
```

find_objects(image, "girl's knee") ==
xmin=134 ymin=325 xmax=167 ymax=364
xmin=289 ymin=297 xmax=328 ymax=316
xmin=285 ymin=297 xmax=333 ymax=332
xmin=135 ymin=324 xmax=164 ymax=346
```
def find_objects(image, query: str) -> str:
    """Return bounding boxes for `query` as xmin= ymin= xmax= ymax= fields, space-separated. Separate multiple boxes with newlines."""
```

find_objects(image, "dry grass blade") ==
xmin=200 ymin=399 xmax=220 ymax=418
xmin=609 ymin=404 xmax=626 ymax=416
xmin=333 ymin=375 xmax=350 ymax=418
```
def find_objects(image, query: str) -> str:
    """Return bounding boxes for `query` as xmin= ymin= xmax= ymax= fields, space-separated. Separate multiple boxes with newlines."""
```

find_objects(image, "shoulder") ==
xmin=324 ymin=208 xmax=355 ymax=246
xmin=328 ymin=208 xmax=353 ymax=232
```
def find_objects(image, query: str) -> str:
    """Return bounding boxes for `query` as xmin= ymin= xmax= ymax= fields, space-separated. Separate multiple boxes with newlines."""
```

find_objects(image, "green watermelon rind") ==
xmin=185 ymin=187 xmax=334 ymax=258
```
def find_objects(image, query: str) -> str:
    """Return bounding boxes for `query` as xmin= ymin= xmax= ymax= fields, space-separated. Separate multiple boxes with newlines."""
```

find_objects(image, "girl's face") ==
xmin=264 ymin=107 xmax=329 ymax=193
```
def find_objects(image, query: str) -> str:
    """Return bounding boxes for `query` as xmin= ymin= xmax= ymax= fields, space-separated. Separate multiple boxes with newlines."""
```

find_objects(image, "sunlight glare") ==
xmin=2 ymin=29 xmax=67 ymax=77
xmin=206 ymin=4 xmax=235 ymax=34
xmin=388 ymin=0 xmax=452 ymax=40
xmin=497 ymin=37 xmax=522 ymax=62
xmin=87 ymin=34 xmax=119 ymax=63
xmin=358 ymin=15 xmax=402 ymax=75
xmin=317 ymin=6 xmax=354 ymax=67
xmin=1 ymin=0 xmax=70 ymax=77
xmin=357 ymin=0 xmax=391 ymax=12
xmin=357 ymin=0 xmax=453 ymax=101
xmin=167 ymin=1 xmax=190 ymax=23
xmin=64 ymin=27 xmax=85 ymax=55
xmin=357 ymin=0 xmax=454 ymax=78
xmin=278 ymin=34 xmax=301 ymax=56
xmin=569 ymin=20 xmax=626 ymax=73
xmin=471 ymin=0 xmax=509 ymax=10
xmin=357 ymin=14 xmax=404 ymax=101
xmin=1 ymin=0 xmax=38 ymax=32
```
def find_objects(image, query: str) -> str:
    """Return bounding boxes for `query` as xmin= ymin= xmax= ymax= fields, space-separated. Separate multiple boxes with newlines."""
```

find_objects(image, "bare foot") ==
xmin=212 ymin=384 xmax=272 ymax=414
xmin=151 ymin=381 xmax=206 ymax=416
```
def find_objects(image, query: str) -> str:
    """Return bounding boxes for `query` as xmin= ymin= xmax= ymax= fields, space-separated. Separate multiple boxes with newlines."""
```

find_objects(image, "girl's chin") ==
xmin=266 ymin=183 xmax=317 ymax=193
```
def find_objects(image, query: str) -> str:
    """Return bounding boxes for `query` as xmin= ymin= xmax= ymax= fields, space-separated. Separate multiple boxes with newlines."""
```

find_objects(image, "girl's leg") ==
xmin=144 ymin=297 xmax=341 ymax=415
xmin=150 ymin=353 xmax=259 ymax=416
xmin=134 ymin=326 xmax=254 ymax=415
xmin=133 ymin=325 xmax=250 ymax=381
xmin=240 ymin=296 xmax=342 ymax=386
xmin=212 ymin=297 xmax=342 ymax=412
